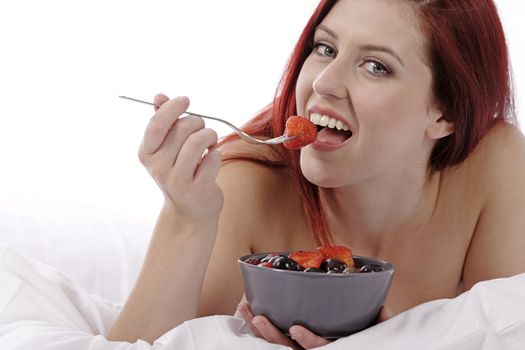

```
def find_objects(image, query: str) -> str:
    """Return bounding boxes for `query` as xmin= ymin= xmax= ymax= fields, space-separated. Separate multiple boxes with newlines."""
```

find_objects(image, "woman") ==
xmin=108 ymin=0 xmax=525 ymax=348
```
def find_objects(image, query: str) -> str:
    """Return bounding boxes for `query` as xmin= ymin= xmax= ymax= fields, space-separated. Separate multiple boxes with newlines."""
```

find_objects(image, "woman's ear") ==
xmin=426 ymin=114 xmax=455 ymax=140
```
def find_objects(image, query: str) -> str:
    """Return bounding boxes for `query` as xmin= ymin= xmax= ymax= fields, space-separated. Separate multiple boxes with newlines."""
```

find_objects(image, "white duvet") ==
xmin=1 ymin=244 xmax=525 ymax=350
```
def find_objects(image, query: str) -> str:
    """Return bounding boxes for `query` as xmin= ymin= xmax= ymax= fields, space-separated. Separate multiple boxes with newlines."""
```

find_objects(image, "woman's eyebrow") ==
xmin=316 ymin=24 xmax=338 ymax=40
xmin=316 ymin=24 xmax=404 ymax=67
xmin=358 ymin=44 xmax=405 ymax=67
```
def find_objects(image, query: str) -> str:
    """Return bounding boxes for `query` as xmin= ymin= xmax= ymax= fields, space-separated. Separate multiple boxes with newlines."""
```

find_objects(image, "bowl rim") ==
xmin=238 ymin=252 xmax=395 ymax=277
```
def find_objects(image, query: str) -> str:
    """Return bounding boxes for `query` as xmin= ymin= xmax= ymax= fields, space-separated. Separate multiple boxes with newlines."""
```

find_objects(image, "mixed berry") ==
xmin=244 ymin=246 xmax=386 ymax=274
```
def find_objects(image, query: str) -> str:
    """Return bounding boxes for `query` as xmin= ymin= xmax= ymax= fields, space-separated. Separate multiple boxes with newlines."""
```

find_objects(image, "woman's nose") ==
xmin=312 ymin=60 xmax=348 ymax=100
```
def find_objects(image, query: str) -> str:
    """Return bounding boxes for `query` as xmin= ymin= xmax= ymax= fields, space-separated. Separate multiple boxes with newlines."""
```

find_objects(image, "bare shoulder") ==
xmin=217 ymin=139 xmax=294 ymax=215
xmin=458 ymin=122 xmax=525 ymax=192
xmin=469 ymin=121 xmax=525 ymax=165
xmin=216 ymin=140 xmax=308 ymax=245
xmin=438 ymin=122 xmax=525 ymax=212
xmin=460 ymin=122 xmax=525 ymax=289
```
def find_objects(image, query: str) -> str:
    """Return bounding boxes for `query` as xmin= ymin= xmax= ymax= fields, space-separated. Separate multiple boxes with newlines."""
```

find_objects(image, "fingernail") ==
xmin=290 ymin=328 xmax=303 ymax=341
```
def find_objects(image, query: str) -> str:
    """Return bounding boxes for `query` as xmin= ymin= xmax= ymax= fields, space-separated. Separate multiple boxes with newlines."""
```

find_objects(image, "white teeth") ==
xmin=309 ymin=112 xmax=350 ymax=132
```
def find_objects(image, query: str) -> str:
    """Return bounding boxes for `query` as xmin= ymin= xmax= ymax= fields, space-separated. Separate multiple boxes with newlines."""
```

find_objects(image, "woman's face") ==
xmin=296 ymin=0 xmax=444 ymax=188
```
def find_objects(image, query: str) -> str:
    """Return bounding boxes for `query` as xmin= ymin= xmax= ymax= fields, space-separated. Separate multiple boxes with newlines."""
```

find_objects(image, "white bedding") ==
xmin=1 ymin=244 xmax=525 ymax=349
xmin=0 ymin=199 xmax=155 ymax=305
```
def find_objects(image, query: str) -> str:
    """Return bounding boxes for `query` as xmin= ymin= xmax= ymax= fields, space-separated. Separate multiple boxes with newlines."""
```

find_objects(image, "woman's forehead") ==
xmin=319 ymin=0 xmax=428 ymax=62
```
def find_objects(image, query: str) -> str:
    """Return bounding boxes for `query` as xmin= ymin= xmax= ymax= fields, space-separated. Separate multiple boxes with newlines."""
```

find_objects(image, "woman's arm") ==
xmin=106 ymin=206 xmax=219 ymax=344
xmin=463 ymin=123 xmax=525 ymax=290
xmin=197 ymin=161 xmax=255 ymax=317
xmin=107 ymin=95 xmax=223 ymax=343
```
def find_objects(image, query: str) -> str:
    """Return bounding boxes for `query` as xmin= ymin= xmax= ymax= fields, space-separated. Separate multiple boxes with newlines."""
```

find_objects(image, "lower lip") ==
xmin=311 ymin=137 xmax=352 ymax=151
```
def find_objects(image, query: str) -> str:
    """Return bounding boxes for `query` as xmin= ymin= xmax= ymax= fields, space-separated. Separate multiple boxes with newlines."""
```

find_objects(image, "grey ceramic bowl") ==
xmin=238 ymin=252 xmax=395 ymax=338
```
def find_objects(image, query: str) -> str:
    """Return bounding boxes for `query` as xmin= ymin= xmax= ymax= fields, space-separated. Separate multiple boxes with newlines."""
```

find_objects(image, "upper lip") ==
xmin=307 ymin=105 xmax=353 ymax=132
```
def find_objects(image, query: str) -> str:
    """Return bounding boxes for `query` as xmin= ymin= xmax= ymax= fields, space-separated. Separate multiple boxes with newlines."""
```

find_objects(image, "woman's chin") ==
xmin=301 ymin=167 xmax=340 ymax=189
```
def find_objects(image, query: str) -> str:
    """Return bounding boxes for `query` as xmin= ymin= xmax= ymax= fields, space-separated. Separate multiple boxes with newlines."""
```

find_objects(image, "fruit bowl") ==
xmin=238 ymin=247 xmax=395 ymax=338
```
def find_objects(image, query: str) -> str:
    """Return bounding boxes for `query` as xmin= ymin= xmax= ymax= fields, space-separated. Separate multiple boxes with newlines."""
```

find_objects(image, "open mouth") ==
xmin=309 ymin=113 xmax=353 ymax=143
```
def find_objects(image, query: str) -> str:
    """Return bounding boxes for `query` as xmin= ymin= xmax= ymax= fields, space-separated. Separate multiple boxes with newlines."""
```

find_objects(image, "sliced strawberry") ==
xmin=317 ymin=246 xmax=355 ymax=267
xmin=288 ymin=250 xmax=327 ymax=269
xmin=283 ymin=116 xmax=318 ymax=150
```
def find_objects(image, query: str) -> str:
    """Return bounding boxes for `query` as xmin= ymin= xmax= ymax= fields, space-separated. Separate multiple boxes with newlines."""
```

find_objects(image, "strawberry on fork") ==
xmin=283 ymin=115 xmax=318 ymax=150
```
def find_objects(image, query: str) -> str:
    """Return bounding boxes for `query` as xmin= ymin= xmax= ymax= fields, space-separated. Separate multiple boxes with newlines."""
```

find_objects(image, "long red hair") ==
xmin=221 ymin=0 xmax=516 ymax=246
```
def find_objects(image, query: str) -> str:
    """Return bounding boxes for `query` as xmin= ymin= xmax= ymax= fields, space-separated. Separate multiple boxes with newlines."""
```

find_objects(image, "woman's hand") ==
xmin=139 ymin=94 xmax=224 ymax=220
xmin=236 ymin=300 xmax=329 ymax=349
xmin=236 ymin=296 xmax=394 ymax=349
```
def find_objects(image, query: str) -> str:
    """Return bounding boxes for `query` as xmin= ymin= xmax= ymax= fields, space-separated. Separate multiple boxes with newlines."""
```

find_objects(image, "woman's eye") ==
xmin=313 ymin=43 xmax=336 ymax=58
xmin=362 ymin=60 xmax=391 ymax=76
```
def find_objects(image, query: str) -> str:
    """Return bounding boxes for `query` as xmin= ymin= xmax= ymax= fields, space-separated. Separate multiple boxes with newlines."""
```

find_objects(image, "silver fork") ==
xmin=119 ymin=96 xmax=295 ymax=145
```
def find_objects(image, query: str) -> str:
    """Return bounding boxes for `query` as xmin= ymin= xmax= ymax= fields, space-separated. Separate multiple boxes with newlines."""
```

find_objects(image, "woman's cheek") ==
xmin=295 ymin=62 xmax=316 ymax=114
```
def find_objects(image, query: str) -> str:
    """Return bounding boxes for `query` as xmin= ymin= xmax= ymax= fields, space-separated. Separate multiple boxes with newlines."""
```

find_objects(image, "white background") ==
xmin=0 ymin=0 xmax=524 ymax=219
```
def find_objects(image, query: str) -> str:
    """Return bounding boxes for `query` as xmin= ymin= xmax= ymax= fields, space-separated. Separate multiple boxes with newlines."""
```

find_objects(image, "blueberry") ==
xmin=370 ymin=264 xmax=385 ymax=272
xmin=359 ymin=265 xmax=373 ymax=273
xmin=359 ymin=264 xmax=385 ymax=273
xmin=261 ymin=254 xmax=285 ymax=264
xmin=271 ymin=256 xmax=287 ymax=269
xmin=272 ymin=256 xmax=301 ymax=271
xmin=321 ymin=258 xmax=348 ymax=273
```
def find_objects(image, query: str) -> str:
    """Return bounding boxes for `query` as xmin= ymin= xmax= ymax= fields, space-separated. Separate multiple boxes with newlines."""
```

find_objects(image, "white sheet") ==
xmin=0 ymin=199 xmax=154 ymax=304
xmin=1 ymin=244 xmax=525 ymax=350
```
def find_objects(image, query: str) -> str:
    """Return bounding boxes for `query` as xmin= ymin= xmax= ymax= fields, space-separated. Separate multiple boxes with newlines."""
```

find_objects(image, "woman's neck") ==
xmin=321 ymin=169 xmax=441 ymax=255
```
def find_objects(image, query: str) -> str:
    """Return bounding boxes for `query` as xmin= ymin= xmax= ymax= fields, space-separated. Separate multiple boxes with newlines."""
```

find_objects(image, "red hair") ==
xmin=414 ymin=0 xmax=516 ymax=168
xmin=221 ymin=0 xmax=516 ymax=246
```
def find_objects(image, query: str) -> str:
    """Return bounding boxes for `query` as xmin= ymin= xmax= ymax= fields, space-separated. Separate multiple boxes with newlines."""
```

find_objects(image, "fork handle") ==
xmin=119 ymin=96 xmax=231 ymax=127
